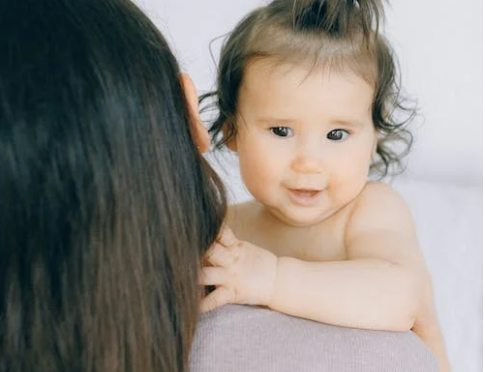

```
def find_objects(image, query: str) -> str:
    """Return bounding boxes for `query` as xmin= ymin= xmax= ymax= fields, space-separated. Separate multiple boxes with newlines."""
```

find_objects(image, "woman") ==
xmin=0 ymin=0 xmax=225 ymax=371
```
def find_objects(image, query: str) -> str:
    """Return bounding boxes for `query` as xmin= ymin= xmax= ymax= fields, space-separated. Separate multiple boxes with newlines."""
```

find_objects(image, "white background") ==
xmin=136 ymin=0 xmax=482 ymax=186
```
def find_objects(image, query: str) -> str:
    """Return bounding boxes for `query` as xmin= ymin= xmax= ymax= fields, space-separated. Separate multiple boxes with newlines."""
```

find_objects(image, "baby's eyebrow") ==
xmin=331 ymin=119 xmax=365 ymax=128
xmin=255 ymin=117 xmax=296 ymax=125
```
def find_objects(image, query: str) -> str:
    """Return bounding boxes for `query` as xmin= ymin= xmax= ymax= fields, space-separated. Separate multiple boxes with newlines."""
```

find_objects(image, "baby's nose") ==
xmin=290 ymin=136 xmax=329 ymax=175
xmin=290 ymin=154 xmax=324 ymax=175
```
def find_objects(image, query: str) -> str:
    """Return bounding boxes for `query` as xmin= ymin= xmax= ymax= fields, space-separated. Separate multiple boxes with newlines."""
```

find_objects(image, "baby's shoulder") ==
xmin=346 ymin=181 xmax=415 ymax=233
xmin=355 ymin=181 xmax=405 ymax=206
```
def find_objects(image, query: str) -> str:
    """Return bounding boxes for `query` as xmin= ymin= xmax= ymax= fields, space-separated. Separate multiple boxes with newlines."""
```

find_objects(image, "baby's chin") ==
xmin=268 ymin=205 xmax=331 ymax=228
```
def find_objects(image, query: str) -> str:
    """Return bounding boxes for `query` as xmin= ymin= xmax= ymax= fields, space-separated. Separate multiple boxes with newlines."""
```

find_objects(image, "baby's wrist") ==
xmin=266 ymin=255 xmax=288 ymax=310
xmin=262 ymin=253 xmax=280 ymax=308
xmin=266 ymin=256 xmax=301 ymax=311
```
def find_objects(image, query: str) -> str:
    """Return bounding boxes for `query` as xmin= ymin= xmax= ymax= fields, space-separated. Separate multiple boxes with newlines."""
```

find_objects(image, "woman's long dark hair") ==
xmin=0 ymin=0 xmax=226 ymax=371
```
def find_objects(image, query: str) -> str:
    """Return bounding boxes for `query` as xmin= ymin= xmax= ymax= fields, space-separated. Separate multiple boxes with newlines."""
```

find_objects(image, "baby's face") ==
xmin=232 ymin=59 xmax=377 ymax=227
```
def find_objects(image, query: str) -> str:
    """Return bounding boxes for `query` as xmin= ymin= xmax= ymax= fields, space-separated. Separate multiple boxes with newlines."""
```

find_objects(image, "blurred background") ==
xmin=135 ymin=1 xmax=482 ymax=371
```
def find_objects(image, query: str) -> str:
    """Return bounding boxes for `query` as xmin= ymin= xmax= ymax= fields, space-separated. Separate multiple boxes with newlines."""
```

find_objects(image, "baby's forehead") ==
xmin=240 ymin=58 xmax=374 ymax=97
xmin=237 ymin=60 xmax=374 ymax=125
xmin=241 ymin=56 xmax=376 ymax=91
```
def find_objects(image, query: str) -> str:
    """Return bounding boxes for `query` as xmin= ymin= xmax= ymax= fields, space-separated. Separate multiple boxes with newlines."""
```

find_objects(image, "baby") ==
xmin=199 ymin=0 xmax=450 ymax=370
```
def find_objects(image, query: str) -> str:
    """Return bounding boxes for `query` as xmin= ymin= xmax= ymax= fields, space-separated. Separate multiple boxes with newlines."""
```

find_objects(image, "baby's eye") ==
xmin=270 ymin=127 xmax=294 ymax=137
xmin=327 ymin=129 xmax=349 ymax=141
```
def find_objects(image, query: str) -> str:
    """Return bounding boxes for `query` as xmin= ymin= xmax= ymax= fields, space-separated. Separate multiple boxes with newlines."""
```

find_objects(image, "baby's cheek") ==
xmin=239 ymin=151 xmax=281 ymax=199
xmin=240 ymin=155 xmax=274 ymax=188
xmin=328 ymin=157 xmax=369 ymax=202
xmin=339 ymin=147 xmax=372 ymax=177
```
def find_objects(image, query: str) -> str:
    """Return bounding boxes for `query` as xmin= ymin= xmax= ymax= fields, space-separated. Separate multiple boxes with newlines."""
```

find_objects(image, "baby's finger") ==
xmin=217 ymin=226 xmax=239 ymax=248
xmin=205 ymin=243 xmax=239 ymax=267
xmin=200 ymin=286 xmax=236 ymax=313
xmin=199 ymin=266 xmax=227 ymax=286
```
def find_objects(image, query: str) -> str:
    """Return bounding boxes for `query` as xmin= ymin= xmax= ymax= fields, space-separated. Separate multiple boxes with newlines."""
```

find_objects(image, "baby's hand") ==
xmin=199 ymin=226 xmax=278 ymax=313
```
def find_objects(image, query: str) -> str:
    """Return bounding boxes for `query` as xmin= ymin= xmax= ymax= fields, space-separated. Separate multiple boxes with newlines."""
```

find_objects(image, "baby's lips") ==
xmin=290 ymin=189 xmax=320 ymax=196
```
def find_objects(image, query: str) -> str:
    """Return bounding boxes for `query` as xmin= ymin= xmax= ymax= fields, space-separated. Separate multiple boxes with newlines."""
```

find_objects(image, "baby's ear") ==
xmin=223 ymin=121 xmax=237 ymax=152
xmin=179 ymin=73 xmax=210 ymax=153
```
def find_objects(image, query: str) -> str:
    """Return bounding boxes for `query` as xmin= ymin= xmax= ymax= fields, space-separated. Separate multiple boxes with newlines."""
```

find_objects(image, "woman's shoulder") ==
xmin=190 ymin=304 xmax=438 ymax=372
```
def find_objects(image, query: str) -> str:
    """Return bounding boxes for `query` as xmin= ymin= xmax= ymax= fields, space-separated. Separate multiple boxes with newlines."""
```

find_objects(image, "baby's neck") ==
xmin=227 ymin=200 xmax=350 ymax=262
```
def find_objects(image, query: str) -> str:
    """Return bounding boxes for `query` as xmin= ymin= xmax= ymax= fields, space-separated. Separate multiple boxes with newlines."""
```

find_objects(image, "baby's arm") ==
xmin=201 ymin=183 xmax=422 ymax=329
xmin=200 ymin=182 xmax=449 ymax=370
xmin=268 ymin=182 xmax=449 ymax=370
xmin=270 ymin=183 xmax=449 ymax=372
xmin=270 ymin=182 xmax=424 ymax=330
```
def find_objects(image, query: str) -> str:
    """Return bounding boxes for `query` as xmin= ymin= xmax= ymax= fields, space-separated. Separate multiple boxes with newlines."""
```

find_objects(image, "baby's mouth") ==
xmin=287 ymin=188 xmax=322 ymax=206
xmin=291 ymin=189 xmax=320 ymax=197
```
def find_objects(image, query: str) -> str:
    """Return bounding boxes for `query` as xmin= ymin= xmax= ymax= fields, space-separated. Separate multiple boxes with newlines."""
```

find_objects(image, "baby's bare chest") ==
xmin=263 ymin=229 xmax=347 ymax=262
